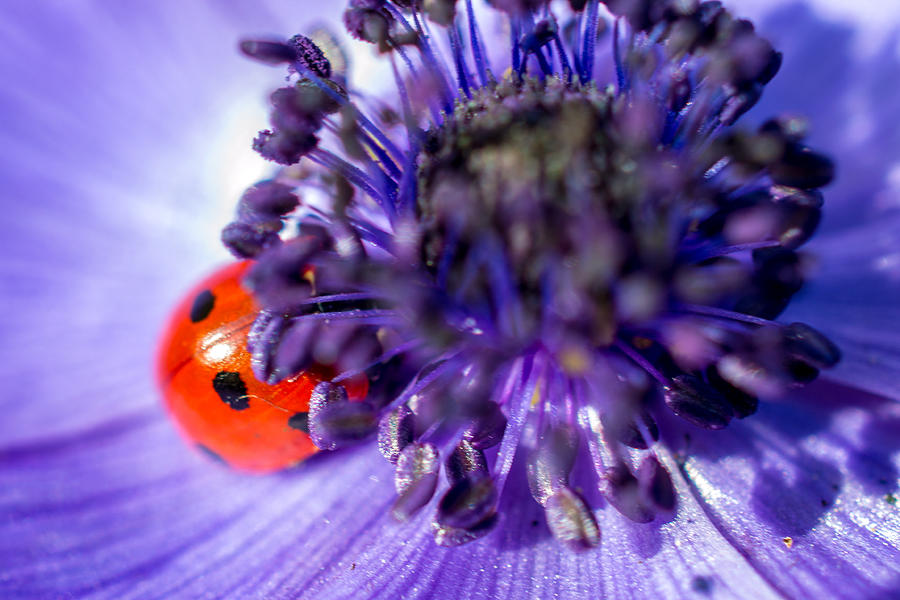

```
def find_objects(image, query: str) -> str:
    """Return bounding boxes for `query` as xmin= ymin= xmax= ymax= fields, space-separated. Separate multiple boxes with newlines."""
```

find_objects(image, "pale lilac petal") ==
xmin=681 ymin=381 xmax=900 ymax=598
xmin=3 ymin=420 xmax=789 ymax=599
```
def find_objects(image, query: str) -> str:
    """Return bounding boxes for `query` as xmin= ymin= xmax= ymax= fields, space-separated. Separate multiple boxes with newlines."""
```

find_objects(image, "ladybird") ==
xmin=156 ymin=261 xmax=368 ymax=472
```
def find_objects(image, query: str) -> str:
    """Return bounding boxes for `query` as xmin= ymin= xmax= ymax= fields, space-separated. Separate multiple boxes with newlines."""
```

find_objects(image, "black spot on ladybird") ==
xmin=190 ymin=289 xmax=216 ymax=322
xmin=213 ymin=371 xmax=250 ymax=410
xmin=288 ymin=412 xmax=310 ymax=433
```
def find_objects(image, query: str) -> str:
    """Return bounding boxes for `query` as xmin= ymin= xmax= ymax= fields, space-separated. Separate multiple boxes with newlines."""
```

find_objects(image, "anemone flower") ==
xmin=2 ymin=1 xmax=899 ymax=599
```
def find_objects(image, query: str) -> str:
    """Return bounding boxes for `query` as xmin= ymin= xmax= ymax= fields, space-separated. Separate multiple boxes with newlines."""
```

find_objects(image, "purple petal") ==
xmin=680 ymin=380 xmax=900 ymax=597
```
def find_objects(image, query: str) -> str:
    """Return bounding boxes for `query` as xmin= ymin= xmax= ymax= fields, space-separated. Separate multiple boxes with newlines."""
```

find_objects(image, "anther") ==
xmin=436 ymin=474 xmax=498 ymax=530
xmin=705 ymin=365 xmax=759 ymax=418
xmin=463 ymin=401 xmax=508 ymax=450
xmin=445 ymin=439 xmax=489 ymax=484
xmin=520 ymin=18 xmax=558 ymax=54
xmin=782 ymin=322 xmax=841 ymax=369
xmin=237 ymin=181 xmax=300 ymax=222
xmin=245 ymin=237 xmax=323 ymax=313
xmin=309 ymin=382 xmax=377 ymax=450
xmin=221 ymin=222 xmax=281 ymax=259
xmin=424 ymin=0 xmax=458 ymax=26
xmin=544 ymin=486 xmax=600 ymax=551
xmin=393 ymin=442 xmax=441 ymax=521
xmin=770 ymin=143 xmax=835 ymax=190
xmin=717 ymin=353 xmax=786 ymax=398
xmin=378 ymin=405 xmax=416 ymax=464
xmin=247 ymin=311 xmax=287 ymax=383
xmin=288 ymin=34 xmax=332 ymax=78
xmin=433 ymin=512 xmax=499 ymax=547
xmin=526 ymin=425 xmax=579 ymax=506
xmin=662 ymin=374 xmax=734 ymax=430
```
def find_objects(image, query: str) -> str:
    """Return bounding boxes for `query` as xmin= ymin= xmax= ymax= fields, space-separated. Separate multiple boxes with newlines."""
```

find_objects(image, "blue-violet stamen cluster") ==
xmin=228 ymin=0 xmax=840 ymax=550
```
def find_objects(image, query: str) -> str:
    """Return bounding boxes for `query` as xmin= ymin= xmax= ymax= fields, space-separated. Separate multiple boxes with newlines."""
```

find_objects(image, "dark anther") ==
xmin=378 ymin=405 xmax=416 ymax=464
xmin=310 ymin=395 xmax=377 ymax=450
xmin=734 ymin=247 xmax=805 ymax=319
xmin=760 ymin=116 xmax=809 ymax=143
xmin=288 ymin=34 xmax=332 ymax=78
xmin=436 ymin=474 xmax=498 ymax=530
xmin=758 ymin=50 xmax=783 ymax=85
xmin=605 ymin=0 xmax=671 ymax=31
xmin=782 ymin=322 xmax=841 ymax=369
xmin=222 ymin=221 xmax=281 ymax=259
xmin=247 ymin=312 xmax=287 ymax=383
xmin=253 ymin=128 xmax=319 ymax=166
xmin=716 ymin=353 xmax=784 ymax=398
xmin=463 ymin=401 xmax=508 ymax=449
xmin=433 ymin=512 xmax=499 ymax=547
xmin=424 ymin=0 xmax=459 ymax=26
xmin=520 ymin=18 xmax=558 ymax=54
xmin=343 ymin=7 xmax=391 ymax=46
xmin=445 ymin=439 xmax=489 ymax=484
xmin=784 ymin=358 xmax=819 ymax=385
xmin=237 ymin=180 xmax=300 ymax=222
xmin=309 ymin=381 xmax=348 ymax=448
xmin=663 ymin=374 xmax=734 ymax=430
xmin=773 ymin=193 xmax=822 ymax=250
xmin=770 ymin=143 xmax=835 ymax=190
xmin=719 ymin=84 xmax=762 ymax=126
xmin=705 ymin=365 xmax=758 ymax=418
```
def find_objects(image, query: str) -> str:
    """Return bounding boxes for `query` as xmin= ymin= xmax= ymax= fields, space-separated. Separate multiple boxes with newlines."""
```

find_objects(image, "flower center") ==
xmin=418 ymin=77 xmax=626 ymax=347
xmin=218 ymin=0 xmax=845 ymax=552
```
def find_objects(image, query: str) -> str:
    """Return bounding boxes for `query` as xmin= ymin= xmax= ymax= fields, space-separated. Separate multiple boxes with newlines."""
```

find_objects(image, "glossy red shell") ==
xmin=156 ymin=261 xmax=367 ymax=472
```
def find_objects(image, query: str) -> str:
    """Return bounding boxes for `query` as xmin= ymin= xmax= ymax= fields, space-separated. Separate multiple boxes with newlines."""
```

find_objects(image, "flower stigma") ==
xmin=222 ymin=0 xmax=841 ymax=550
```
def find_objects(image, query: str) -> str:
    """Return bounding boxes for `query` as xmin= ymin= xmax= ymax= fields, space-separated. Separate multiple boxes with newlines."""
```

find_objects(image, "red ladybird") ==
xmin=156 ymin=261 xmax=368 ymax=472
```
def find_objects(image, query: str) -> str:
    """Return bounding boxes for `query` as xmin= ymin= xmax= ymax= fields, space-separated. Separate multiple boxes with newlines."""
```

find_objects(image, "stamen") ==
xmin=526 ymin=424 xmax=578 ymax=506
xmin=435 ymin=474 xmax=497 ymax=530
xmin=783 ymin=322 xmax=842 ymax=369
xmin=463 ymin=401 xmax=508 ymax=450
xmin=662 ymin=375 xmax=734 ymax=430
xmin=393 ymin=442 xmax=441 ymax=521
xmin=222 ymin=0 xmax=843 ymax=552
xmin=445 ymin=439 xmax=489 ymax=484
xmin=544 ymin=486 xmax=600 ymax=551
xmin=309 ymin=381 xmax=377 ymax=450
xmin=378 ymin=405 xmax=416 ymax=464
